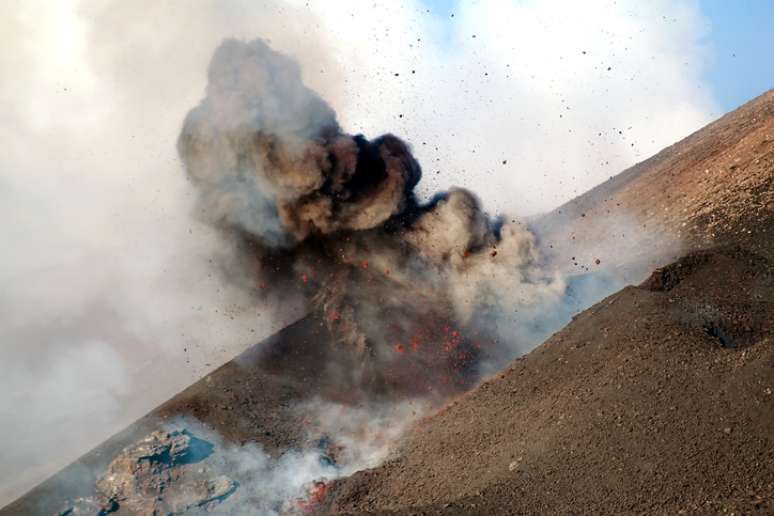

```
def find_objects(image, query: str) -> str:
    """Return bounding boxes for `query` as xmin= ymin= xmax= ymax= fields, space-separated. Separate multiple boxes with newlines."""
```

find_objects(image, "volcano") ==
xmin=3 ymin=81 xmax=773 ymax=515
xmin=327 ymin=88 xmax=774 ymax=514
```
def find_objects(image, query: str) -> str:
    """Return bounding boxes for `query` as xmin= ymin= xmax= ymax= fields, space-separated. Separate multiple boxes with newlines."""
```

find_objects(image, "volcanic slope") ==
xmin=533 ymin=89 xmax=774 ymax=273
xmin=0 ymin=316 xmax=337 ymax=515
xmin=327 ymin=90 xmax=774 ymax=514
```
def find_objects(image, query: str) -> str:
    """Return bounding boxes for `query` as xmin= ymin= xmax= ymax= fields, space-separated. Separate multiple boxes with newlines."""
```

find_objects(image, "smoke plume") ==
xmin=0 ymin=1 xmax=718 ymax=505
xmin=178 ymin=39 xmax=566 ymax=398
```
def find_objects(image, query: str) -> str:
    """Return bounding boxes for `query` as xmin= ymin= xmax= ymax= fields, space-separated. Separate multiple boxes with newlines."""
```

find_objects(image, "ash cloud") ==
xmin=179 ymin=39 xmax=567 ymax=397
xmin=179 ymin=38 xmax=421 ymax=246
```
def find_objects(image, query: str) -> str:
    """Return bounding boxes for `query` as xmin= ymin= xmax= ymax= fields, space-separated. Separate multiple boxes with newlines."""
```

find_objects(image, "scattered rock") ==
xmin=61 ymin=430 xmax=236 ymax=515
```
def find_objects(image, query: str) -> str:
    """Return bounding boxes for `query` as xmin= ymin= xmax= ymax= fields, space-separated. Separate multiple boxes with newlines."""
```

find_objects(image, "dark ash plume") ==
xmin=178 ymin=39 xmax=420 ymax=246
xmin=178 ymin=38 xmax=565 ymax=398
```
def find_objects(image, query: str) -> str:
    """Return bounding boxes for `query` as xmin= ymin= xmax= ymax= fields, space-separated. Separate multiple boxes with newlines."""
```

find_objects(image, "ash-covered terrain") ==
xmin=326 ymin=89 xmax=774 ymax=514
xmin=328 ymin=245 xmax=774 ymax=514
xmin=3 ymin=38 xmax=773 ymax=515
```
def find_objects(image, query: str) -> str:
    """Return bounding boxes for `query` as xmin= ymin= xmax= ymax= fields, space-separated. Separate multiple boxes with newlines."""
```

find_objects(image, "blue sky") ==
xmin=699 ymin=0 xmax=774 ymax=111
xmin=422 ymin=0 xmax=774 ymax=113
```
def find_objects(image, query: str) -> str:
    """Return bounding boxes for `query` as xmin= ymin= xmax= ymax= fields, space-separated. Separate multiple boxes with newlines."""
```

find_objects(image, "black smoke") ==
xmin=178 ymin=38 xmax=566 ymax=399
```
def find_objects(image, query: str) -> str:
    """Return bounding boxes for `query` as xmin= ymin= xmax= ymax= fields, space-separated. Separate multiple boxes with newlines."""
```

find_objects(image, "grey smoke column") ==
xmin=179 ymin=38 xmax=421 ymax=247
xmin=178 ymin=38 xmax=565 ymax=397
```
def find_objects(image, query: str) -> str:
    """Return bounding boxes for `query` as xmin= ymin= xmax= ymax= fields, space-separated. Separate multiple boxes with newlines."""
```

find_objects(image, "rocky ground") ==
xmin=326 ymin=246 xmax=774 ymax=514
xmin=60 ymin=430 xmax=236 ymax=515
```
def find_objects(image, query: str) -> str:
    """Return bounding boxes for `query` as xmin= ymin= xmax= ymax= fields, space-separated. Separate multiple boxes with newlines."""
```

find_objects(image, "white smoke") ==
xmin=0 ymin=0 xmax=717 ymax=506
xmin=60 ymin=401 xmax=424 ymax=515
xmin=172 ymin=400 xmax=423 ymax=515
xmin=313 ymin=0 xmax=718 ymax=214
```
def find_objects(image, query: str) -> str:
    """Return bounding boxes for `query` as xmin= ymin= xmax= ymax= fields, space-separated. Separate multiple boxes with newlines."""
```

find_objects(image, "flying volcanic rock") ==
xmin=178 ymin=38 xmax=565 ymax=398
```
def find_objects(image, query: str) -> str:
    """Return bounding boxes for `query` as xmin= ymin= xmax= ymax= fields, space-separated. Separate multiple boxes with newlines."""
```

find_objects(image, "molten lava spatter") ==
xmin=178 ymin=37 xmax=565 ymax=398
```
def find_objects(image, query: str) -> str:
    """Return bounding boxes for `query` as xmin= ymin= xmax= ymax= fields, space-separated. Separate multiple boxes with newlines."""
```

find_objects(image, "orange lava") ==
xmin=308 ymin=482 xmax=328 ymax=504
xmin=296 ymin=481 xmax=328 ymax=513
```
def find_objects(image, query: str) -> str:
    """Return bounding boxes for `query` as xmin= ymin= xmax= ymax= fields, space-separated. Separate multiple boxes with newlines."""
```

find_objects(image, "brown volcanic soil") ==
xmin=154 ymin=314 xmax=335 ymax=451
xmin=327 ymin=247 xmax=774 ymax=514
xmin=327 ymin=90 xmax=774 ymax=514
